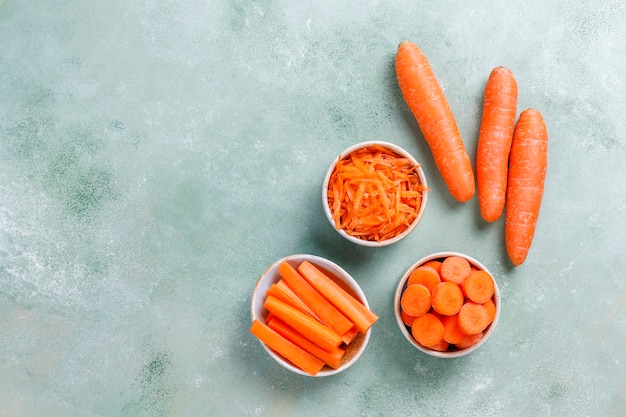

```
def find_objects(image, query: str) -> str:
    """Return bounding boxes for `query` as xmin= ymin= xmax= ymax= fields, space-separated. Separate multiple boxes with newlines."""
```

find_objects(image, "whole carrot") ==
xmin=476 ymin=66 xmax=518 ymax=222
xmin=505 ymin=108 xmax=548 ymax=266
xmin=395 ymin=40 xmax=475 ymax=203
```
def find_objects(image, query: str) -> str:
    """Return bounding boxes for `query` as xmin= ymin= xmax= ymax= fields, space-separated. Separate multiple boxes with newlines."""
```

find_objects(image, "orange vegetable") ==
xmin=274 ymin=280 xmax=320 ymax=320
xmin=462 ymin=270 xmax=495 ymax=304
xmin=505 ymin=108 xmax=548 ymax=266
xmin=477 ymin=66 xmax=518 ymax=222
xmin=411 ymin=313 xmax=445 ymax=347
xmin=457 ymin=302 xmax=492 ymax=335
xmin=267 ymin=316 xmax=345 ymax=370
xmin=298 ymin=261 xmax=379 ymax=333
xmin=400 ymin=309 xmax=417 ymax=327
xmin=428 ymin=339 xmax=450 ymax=352
xmin=263 ymin=295 xmax=342 ymax=352
xmin=407 ymin=265 xmax=440 ymax=293
xmin=422 ymin=260 xmax=442 ymax=274
xmin=395 ymin=40 xmax=475 ymax=203
xmin=400 ymin=284 xmax=431 ymax=318
xmin=440 ymin=255 xmax=472 ymax=284
xmin=441 ymin=314 xmax=466 ymax=345
xmin=455 ymin=331 xmax=484 ymax=350
xmin=278 ymin=262 xmax=354 ymax=337
xmin=326 ymin=144 xmax=426 ymax=242
xmin=483 ymin=298 xmax=497 ymax=323
xmin=431 ymin=281 xmax=464 ymax=316
xmin=250 ymin=319 xmax=325 ymax=376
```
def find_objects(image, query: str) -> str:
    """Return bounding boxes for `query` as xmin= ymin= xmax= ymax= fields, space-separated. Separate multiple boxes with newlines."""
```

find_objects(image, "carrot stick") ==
xmin=274 ymin=279 xmax=320 ymax=320
xmin=505 ymin=108 xmax=548 ymax=266
xmin=267 ymin=316 xmax=345 ymax=370
xmin=457 ymin=302 xmax=491 ymax=335
xmin=263 ymin=295 xmax=342 ymax=352
xmin=462 ymin=270 xmax=495 ymax=304
xmin=411 ymin=313 xmax=445 ymax=347
xmin=278 ymin=262 xmax=354 ymax=336
xmin=477 ymin=66 xmax=518 ymax=222
xmin=431 ymin=281 xmax=464 ymax=316
xmin=400 ymin=283 xmax=431 ymax=318
xmin=395 ymin=40 xmax=475 ymax=203
xmin=297 ymin=261 xmax=378 ymax=333
xmin=440 ymin=255 xmax=472 ymax=284
xmin=407 ymin=265 xmax=441 ymax=293
xmin=250 ymin=319 xmax=325 ymax=376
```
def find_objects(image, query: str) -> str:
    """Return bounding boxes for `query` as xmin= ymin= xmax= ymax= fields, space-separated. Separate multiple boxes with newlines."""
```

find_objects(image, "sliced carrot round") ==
xmin=407 ymin=265 xmax=441 ymax=293
xmin=440 ymin=256 xmax=472 ymax=284
xmin=441 ymin=314 xmax=466 ymax=345
xmin=462 ymin=270 xmax=495 ymax=304
xmin=431 ymin=281 xmax=464 ymax=316
xmin=457 ymin=302 xmax=491 ymax=335
xmin=411 ymin=313 xmax=445 ymax=347
xmin=401 ymin=284 xmax=431 ymax=318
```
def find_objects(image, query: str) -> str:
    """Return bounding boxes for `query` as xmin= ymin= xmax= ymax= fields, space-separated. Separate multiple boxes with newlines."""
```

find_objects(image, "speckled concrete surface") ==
xmin=1 ymin=1 xmax=625 ymax=416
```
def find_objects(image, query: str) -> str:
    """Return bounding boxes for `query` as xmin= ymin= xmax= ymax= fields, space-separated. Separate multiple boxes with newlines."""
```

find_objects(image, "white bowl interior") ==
xmin=394 ymin=251 xmax=501 ymax=358
xmin=251 ymin=254 xmax=372 ymax=376
xmin=322 ymin=141 xmax=428 ymax=247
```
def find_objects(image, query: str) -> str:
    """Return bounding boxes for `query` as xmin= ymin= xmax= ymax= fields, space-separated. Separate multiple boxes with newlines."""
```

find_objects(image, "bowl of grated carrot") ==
xmin=322 ymin=141 xmax=428 ymax=247
xmin=250 ymin=254 xmax=379 ymax=376
xmin=394 ymin=252 xmax=501 ymax=358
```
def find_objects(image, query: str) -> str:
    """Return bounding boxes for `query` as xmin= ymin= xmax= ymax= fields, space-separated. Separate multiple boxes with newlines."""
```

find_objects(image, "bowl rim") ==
xmin=393 ymin=251 xmax=501 ymax=358
xmin=322 ymin=140 xmax=428 ymax=247
xmin=251 ymin=254 xmax=372 ymax=376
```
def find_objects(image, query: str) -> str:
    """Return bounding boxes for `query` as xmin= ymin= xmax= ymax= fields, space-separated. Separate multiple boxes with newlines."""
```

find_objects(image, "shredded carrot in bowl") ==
xmin=327 ymin=144 xmax=427 ymax=242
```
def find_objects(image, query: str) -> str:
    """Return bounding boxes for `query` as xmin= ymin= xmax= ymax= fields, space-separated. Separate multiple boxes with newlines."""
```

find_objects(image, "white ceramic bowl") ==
xmin=251 ymin=254 xmax=372 ymax=376
xmin=394 ymin=252 xmax=501 ymax=358
xmin=322 ymin=141 xmax=428 ymax=247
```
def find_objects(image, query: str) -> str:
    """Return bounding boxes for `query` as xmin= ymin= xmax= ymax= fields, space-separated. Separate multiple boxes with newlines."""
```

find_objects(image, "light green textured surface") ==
xmin=1 ymin=1 xmax=625 ymax=416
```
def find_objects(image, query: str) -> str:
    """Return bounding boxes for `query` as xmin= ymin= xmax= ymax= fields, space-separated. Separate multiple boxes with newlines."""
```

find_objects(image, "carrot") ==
xmin=455 ymin=331 xmax=484 ymax=350
xmin=395 ymin=40 xmax=475 ymax=203
xmin=267 ymin=316 xmax=345 ymax=370
xmin=407 ymin=265 xmax=440 ymax=293
xmin=400 ymin=284 xmax=431 ymax=318
xmin=441 ymin=314 xmax=466 ymax=345
xmin=278 ymin=262 xmax=354 ymax=337
xmin=250 ymin=319 xmax=325 ymax=376
xmin=326 ymin=144 xmax=426 ymax=242
xmin=428 ymin=339 xmax=450 ymax=352
xmin=400 ymin=309 xmax=417 ymax=327
xmin=457 ymin=302 xmax=492 ymax=335
xmin=274 ymin=280 xmax=320 ymax=320
xmin=411 ymin=313 xmax=445 ymax=347
xmin=462 ymin=270 xmax=495 ymax=304
xmin=263 ymin=295 xmax=342 ymax=352
xmin=440 ymin=255 xmax=472 ymax=284
xmin=505 ymin=108 xmax=548 ymax=266
xmin=422 ymin=260 xmax=442 ymax=274
xmin=483 ymin=298 xmax=497 ymax=323
xmin=298 ymin=261 xmax=379 ymax=333
xmin=431 ymin=281 xmax=464 ymax=316
xmin=476 ymin=66 xmax=518 ymax=222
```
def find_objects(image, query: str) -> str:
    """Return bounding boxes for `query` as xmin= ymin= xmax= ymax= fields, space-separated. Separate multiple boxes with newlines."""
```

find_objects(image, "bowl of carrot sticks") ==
xmin=322 ymin=141 xmax=428 ymax=247
xmin=250 ymin=254 xmax=379 ymax=376
xmin=394 ymin=252 xmax=500 ymax=358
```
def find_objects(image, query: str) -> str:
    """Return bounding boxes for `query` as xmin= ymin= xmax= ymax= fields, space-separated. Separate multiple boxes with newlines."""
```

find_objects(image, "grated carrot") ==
xmin=327 ymin=144 xmax=427 ymax=242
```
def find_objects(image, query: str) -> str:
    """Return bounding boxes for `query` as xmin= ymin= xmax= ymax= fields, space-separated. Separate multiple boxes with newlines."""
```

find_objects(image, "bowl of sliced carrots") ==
xmin=322 ymin=141 xmax=428 ymax=247
xmin=394 ymin=252 xmax=500 ymax=358
xmin=250 ymin=254 xmax=379 ymax=376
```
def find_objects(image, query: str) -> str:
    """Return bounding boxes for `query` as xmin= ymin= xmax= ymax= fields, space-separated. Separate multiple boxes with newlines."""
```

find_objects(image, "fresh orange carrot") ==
xmin=400 ymin=284 xmax=431 ymax=318
xmin=422 ymin=260 xmax=442 ymax=274
xmin=298 ymin=261 xmax=379 ymax=333
xmin=407 ymin=265 xmax=441 ymax=293
xmin=483 ymin=298 xmax=497 ymax=323
xmin=428 ymin=339 xmax=450 ymax=352
xmin=440 ymin=255 xmax=472 ymax=284
xmin=274 ymin=280 xmax=320 ymax=320
xmin=455 ymin=331 xmax=484 ymax=349
xmin=505 ymin=108 xmax=548 ymax=266
xmin=264 ymin=295 xmax=342 ymax=352
xmin=441 ymin=314 xmax=466 ymax=345
xmin=395 ymin=40 xmax=475 ymax=203
xmin=431 ymin=281 xmax=464 ymax=316
xmin=278 ymin=262 xmax=354 ymax=337
xmin=401 ymin=309 xmax=417 ymax=327
xmin=326 ymin=144 xmax=426 ymax=242
xmin=477 ymin=66 xmax=518 ymax=222
xmin=457 ymin=302 xmax=492 ymax=335
xmin=250 ymin=319 xmax=325 ymax=376
xmin=411 ymin=313 xmax=445 ymax=347
xmin=267 ymin=316 xmax=345 ymax=370
xmin=462 ymin=270 xmax=495 ymax=304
